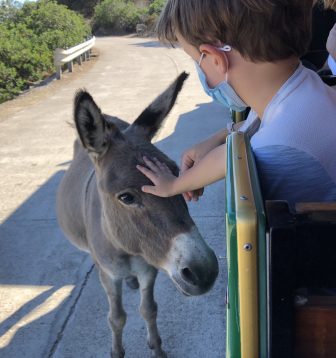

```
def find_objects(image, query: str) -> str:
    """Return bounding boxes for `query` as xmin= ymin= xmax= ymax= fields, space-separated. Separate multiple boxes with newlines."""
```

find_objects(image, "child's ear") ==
xmin=199 ymin=44 xmax=228 ymax=75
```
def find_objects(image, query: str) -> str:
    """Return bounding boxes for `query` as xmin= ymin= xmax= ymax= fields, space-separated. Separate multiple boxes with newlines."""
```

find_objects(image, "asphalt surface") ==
xmin=0 ymin=36 xmax=231 ymax=358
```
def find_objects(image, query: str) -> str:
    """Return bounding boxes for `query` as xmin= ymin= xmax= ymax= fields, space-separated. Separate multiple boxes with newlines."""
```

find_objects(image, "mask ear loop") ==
xmin=198 ymin=52 xmax=206 ymax=66
xmin=219 ymin=45 xmax=232 ymax=82
xmin=199 ymin=45 xmax=231 ymax=79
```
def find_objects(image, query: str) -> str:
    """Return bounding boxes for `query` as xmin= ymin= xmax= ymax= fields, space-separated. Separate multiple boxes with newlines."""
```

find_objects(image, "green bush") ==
xmin=0 ymin=0 xmax=91 ymax=103
xmin=56 ymin=0 xmax=99 ymax=17
xmin=93 ymin=0 xmax=146 ymax=33
xmin=0 ymin=1 xmax=19 ymax=23
xmin=18 ymin=1 xmax=91 ymax=50
xmin=0 ymin=23 xmax=52 ymax=82
xmin=0 ymin=62 xmax=24 ymax=102
xmin=148 ymin=0 xmax=165 ymax=16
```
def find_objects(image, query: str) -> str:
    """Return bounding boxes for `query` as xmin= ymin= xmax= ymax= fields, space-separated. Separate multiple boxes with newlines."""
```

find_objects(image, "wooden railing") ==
xmin=54 ymin=37 xmax=96 ymax=80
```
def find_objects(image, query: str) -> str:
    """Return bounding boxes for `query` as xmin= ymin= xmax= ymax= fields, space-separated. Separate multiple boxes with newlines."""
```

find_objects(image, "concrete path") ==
xmin=0 ymin=36 xmax=231 ymax=358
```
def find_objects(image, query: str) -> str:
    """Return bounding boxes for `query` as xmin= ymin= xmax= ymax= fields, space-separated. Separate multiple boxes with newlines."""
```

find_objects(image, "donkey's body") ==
xmin=57 ymin=73 xmax=218 ymax=357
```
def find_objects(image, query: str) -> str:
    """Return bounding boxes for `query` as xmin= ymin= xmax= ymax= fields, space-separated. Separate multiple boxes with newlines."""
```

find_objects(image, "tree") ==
xmin=56 ymin=0 xmax=99 ymax=17
xmin=0 ymin=0 xmax=21 ymax=7
xmin=148 ymin=0 xmax=165 ymax=15
xmin=0 ymin=0 xmax=91 ymax=103
xmin=0 ymin=0 xmax=20 ymax=22
xmin=93 ymin=0 xmax=146 ymax=33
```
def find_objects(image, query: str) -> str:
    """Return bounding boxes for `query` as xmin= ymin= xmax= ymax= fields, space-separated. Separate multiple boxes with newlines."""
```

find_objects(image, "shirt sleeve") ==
xmin=238 ymin=110 xmax=258 ymax=133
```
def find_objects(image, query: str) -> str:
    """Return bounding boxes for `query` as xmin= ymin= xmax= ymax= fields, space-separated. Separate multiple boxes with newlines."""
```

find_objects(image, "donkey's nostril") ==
xmin=181 ymin=267 xmax=199 ymax=286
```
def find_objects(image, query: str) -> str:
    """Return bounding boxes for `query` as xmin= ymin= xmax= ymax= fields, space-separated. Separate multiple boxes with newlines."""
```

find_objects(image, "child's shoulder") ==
xmin=261 ymin=65 xmax=335 ymax=133
xmin=240 ymin=64 xmax=336 ymax=148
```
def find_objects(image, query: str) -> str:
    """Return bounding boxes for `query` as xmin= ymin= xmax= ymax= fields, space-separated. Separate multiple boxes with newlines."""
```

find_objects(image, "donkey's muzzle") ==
xmin=163 ymin=227 xmax=219 ymax=296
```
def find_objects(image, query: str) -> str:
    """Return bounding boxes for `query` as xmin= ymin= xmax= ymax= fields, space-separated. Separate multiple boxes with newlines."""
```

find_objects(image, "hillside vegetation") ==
xmin=0 ymin=0 xmax=90 ymax=103
xmin=92 ymin=0 xmax=165 ymax=34
xmin=0 ymin=0 xmax=166 ymax=103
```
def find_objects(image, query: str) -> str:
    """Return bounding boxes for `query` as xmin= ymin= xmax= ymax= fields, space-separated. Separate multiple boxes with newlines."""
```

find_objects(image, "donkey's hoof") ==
xmin=111 ymin=348 xmax=125 ymax=358
xmin=151 ymin=349 xmax=167 ymax=358
xmin=125 ymin=276 xmax=139 ymax=289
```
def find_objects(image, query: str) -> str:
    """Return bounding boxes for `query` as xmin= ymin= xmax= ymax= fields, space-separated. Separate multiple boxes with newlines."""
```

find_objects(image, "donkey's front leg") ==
xmin=138 ymin=268 xmax=167 ymax=358
xmin=99 ymin=269 xmax=126 ymax=358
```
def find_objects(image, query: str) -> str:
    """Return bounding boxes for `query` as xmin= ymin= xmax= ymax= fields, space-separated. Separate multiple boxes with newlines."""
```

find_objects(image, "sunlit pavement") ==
xmin=0 ymin=36 xmax=231 ymax=358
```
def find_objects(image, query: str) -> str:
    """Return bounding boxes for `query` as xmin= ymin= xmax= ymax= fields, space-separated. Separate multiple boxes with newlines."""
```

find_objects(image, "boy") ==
xmin=137 ymin=0 xmax=336 ymax=209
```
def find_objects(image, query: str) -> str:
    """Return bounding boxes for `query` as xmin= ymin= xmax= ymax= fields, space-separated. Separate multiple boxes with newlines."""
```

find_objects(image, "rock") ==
xmin=136 ymin=23 xmax=147 ymax=37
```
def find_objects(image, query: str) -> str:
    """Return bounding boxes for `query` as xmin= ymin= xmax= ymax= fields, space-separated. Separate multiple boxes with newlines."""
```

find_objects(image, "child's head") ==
xmin=157 ymin=0 xmax=313 ymax=63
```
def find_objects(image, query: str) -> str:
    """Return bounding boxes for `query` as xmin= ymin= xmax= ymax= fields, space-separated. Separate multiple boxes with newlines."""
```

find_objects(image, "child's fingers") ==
xmin=141 ymin=185 xmax=158 ymax=195
xmin=143 ymin=156 xmax=159 ymax=173
xmin=153 ymin=157 xmax=169 ymax=173
xmin=162 ymin=162 xmax=173 ymax=174
xmin=142 ymin=184 xmax=169 ymax=197
xmin=183 ymin=193 xmax=190 ymax=201
xmin=189 ymin=188 xmax=204 ymax=201
xmin=136 ymin=165 xmax=156 ymax=183
xmin=197 ymin=188 xmax=204 ymax=197
xmin=183 ymin=192 xmax=193 ymax=201
xmin=182 ymin=193 xmax=189 ymax=201
xmin=180 ymin=154 xmax=194 ymax=174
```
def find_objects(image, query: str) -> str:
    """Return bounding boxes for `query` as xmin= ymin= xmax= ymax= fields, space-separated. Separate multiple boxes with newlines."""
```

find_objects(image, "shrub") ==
xmin=0 ymin=62 xmax=24 ymax=102
xmin=93 ymin=0 xmax=146 ymax=33
xmin=0 ymin=1 xmax=20 ymax=22
xmin=0 ymin=23 xmax=52 ymax=82
xmin=56 ymin=0 xmax=99 ymax=18
xmin=0 ymin=0 xmax=91 ymax=103
xmin=17 ymin=0 xmax=91 ymax=50
xmin=148 ymin=0 xmax=165 ymax=16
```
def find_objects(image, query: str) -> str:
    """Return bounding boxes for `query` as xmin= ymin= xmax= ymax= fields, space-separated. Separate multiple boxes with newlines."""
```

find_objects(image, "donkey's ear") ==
xmin=74 ymin=90 xmax=119 ymax=160
xmin=131 ymin=72 xmax=189 ymax=140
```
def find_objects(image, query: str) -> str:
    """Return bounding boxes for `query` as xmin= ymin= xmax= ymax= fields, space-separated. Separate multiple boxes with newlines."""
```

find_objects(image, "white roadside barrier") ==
xmin=54 ymin=37 xmax=96 ymax=80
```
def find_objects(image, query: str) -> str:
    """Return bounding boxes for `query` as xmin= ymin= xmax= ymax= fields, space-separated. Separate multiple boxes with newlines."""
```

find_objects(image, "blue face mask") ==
xmin=195 ymin=45 xmax=248 ymax=112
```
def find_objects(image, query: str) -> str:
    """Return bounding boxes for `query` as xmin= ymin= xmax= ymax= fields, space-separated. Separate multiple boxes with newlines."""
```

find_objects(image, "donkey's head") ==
xmin=74 ymin=73 xmax=218 ymax=296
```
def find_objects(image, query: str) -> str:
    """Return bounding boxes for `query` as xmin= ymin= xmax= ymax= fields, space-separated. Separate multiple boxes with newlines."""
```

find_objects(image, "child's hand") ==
xmin=136 ymin=157 xmax=177 ymax=197
xmin=181 ymin=147 xmax=205 ymax=201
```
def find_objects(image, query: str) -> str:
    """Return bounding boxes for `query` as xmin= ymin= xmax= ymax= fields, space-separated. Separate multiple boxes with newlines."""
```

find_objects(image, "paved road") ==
xmin=0 ymin=36 xmax=231 ymax=358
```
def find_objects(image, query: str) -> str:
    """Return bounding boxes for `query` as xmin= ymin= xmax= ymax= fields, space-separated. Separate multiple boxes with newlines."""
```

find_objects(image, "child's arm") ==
xmin=181 ymin=121 xmax=245 ymax=172
xmin=181 ymin=121 xmax=245 ymax=201
xmin=137 ymin=144 xmax=227 ymax=197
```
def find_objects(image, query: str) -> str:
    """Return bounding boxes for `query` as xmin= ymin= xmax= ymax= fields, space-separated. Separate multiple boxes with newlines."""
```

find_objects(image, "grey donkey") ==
xmin=56 ymin=72 xmax=219 ymax=358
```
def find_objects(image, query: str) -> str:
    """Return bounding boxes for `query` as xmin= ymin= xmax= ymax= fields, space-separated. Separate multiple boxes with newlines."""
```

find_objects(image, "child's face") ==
xmin=176 ymin=34 xmax=227 ymax=88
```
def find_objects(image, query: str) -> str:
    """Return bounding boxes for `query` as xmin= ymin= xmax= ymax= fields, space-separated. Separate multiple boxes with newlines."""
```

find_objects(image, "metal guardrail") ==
xmin=54 ymin=37 xmax=96 ymax=80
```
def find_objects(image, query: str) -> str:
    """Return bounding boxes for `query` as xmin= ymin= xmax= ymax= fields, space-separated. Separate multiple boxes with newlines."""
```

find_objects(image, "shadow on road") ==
xmin=130 ymin=40 xmax=168 ymax=48
xmin=0 ymin=170 xmax=92 ymax=356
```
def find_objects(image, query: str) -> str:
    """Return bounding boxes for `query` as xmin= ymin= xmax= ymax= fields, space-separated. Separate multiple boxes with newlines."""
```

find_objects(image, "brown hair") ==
xmin=323 ymin=0 xmax=336 ymax=10
xmin=157 ymin=0 xmax=313 ymax=62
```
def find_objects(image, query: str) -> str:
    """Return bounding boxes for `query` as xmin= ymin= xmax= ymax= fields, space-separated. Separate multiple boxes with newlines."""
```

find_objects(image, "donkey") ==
xmin=56 ymin=72 xmax=219 ymax=358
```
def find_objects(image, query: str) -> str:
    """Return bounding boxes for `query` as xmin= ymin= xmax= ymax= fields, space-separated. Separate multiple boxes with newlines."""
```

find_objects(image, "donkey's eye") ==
xmin=118 ymin=193 xmax=135 ymax=205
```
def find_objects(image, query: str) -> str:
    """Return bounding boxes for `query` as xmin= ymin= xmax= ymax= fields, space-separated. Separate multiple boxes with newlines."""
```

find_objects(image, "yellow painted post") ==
xmin=231 ymin=132 xmax=259 ymax=357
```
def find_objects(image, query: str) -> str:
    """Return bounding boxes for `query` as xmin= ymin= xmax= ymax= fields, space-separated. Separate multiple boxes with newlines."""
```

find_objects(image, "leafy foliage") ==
xmin=93 ymin=0 xmax=147 ymax=33
xmin=0 ymin=0 xmax=20 ymax=22
xmin=0 ymin=23 xmax=51 ymax=80
xmin=56 ymin=0 xmax=99 ymax=17
xmin=92 ymin=0 xmax=166 ymax=33
xmin=148 ymin=0 xmax=165 ymax=16
xmin=0 ymin=0 xmax=167 ymax=102
xmin=0 ymin=0 xmax=91 ymax=103
xmin=0 ymin=62 xmax=24 ymax=102
xmin=17 ymin=1 xmax=91 ymax=50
